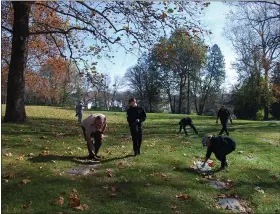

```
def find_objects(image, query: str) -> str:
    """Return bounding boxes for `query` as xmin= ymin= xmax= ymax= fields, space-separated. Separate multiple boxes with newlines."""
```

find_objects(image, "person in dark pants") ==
xmin=81 ymin=114 xmax=107 ymax=161
xmin=126 ymin=98 xmax=146 ymax=156
xmin=201 ymin=135 xmax=236 ymax=169
xmin=216 ymin=105 xmax=232 ymax=136
xmin=178 ymin=117 xmax=198 ymax=135
xmin=75 ymin=101 xmax=84 ymax=124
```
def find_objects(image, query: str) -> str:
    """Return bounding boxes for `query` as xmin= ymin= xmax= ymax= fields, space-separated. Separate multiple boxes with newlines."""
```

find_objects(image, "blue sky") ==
xmin=95 ymin=2 xmax=238 ymax=89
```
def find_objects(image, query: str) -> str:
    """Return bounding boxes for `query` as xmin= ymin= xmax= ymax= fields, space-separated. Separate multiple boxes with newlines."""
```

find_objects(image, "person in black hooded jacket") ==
xmin=201 ymin=135 xmax=236 ymax=169
xmin=126 ymin=98 xmax=146 ymax=156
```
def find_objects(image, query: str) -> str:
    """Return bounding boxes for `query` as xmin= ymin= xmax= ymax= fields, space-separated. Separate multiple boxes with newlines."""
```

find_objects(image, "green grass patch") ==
xmin=1 ymin=105 xmax=280 ymax=213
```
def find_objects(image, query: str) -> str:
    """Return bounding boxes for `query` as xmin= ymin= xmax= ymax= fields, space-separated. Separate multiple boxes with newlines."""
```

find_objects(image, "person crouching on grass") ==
xmin=201 ymin=135 xmax=236 ymax=169
xmin=81 ymin=114 xmax=107 ymax=161
xmin=178 ymin=117 xmax=198 ymax=135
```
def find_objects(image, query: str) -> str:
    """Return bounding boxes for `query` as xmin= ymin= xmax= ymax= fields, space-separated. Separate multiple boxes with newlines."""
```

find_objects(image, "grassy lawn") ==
xmin=1 ymin=105 xmax=280 ymax=214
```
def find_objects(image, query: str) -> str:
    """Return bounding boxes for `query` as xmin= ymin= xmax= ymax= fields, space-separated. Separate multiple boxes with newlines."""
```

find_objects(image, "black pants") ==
xmin=130 ymin=124 xmax=142 ymax=154
xmin=179 ymin=123 xmax=198 ymax=135
xmin=214 ymin=144 xmax=235 ymax=167
xmin=82 ymin=126 xmax=102 ymax=157
xmin=219 ymin=120 xmax=229 ymax=136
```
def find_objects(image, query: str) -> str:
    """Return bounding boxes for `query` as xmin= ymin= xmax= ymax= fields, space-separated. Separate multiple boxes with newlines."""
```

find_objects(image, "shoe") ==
xmin=95 ymin=155 xmax=101 ymax=159
xmin=137 ymin=150 xmax=140 ymax=155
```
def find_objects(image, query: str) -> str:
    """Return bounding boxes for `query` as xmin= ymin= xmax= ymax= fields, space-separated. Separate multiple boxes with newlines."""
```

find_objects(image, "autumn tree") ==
xmin=224 ymin=1 xmax=280 ymax=120
xmin=2 ymin=1 xmax=210 ymax=122
xmin=153 ymin=29 xmax=207 ymax=113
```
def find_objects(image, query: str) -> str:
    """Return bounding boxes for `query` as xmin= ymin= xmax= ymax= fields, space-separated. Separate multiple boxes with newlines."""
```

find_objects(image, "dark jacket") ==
xmin=206 ymin=136 xmax=236 ymax=159
xmin=179 ymin=117 xmax=193 ymax=126
xmin=126 ymin=106 xmax=146 ymax=126
xmin=217 ymin=108 xmax=231 ymax=121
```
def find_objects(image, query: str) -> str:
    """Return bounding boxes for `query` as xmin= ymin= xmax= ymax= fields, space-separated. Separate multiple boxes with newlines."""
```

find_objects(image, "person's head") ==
xmin=202 ymin=135 xmax=212 ymax=147
xmin=128 ymin=98 xmax=137 ymax=107
xmin=79 ymin=100 xmax=83 ymax=104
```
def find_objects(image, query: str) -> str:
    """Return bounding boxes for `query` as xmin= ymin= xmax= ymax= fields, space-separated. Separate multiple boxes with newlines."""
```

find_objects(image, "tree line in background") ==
xmin=1 ymin=1 xmax=279 ymax=121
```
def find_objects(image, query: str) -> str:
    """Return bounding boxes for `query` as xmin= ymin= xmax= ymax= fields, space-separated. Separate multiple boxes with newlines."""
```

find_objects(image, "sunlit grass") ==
xmin=1 ymin=105 xmax=280 ymax=213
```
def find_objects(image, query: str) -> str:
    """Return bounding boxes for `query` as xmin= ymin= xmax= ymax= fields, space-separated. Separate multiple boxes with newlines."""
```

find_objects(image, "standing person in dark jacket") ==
xmin=178 ymin=117 xmax=198 ymax=135
xmin=216 ymin=105 xmax=232 ymax=136
xmin=76 ymin=101 xmax=84 ymax=124
xmin=201 ymin=135 xmax=236 ymax=169
xmin=126 ymin=98 xmax=146 ymax=156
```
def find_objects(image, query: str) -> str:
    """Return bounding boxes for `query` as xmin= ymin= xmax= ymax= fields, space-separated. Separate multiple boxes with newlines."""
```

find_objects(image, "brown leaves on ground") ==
xmin=106 ymin=168 xmax=113 ymax=177
xmin=271 ymin=175 xmax=278 ymax=180
xmin=216 ymin=194 xmax=227 ymax=199
xmin=176 ymin=194 xmax=191 ymax=200
xmin=68 ymin=189 xmax=89 ymax=211
xmin=171 ymin=204 xmax=177 ymax=209
xmin=73 ymin=204 xmax=89 ymax=211
xmin=3 ymin=173 xmax=16 ymax=179
xmin=24 ymin=138 xmax=32 ymax=142
xmin=54 ymin=196 xmax=64 ymax=206
xmin=22 ymin=179 xmax=31 ymax=184
xmin=16 ymin=155 xmax=24 ymax=160
xmin=40 ymin=136 xmax=47 ymax=139
xmin=39 ymin=150 xmax=50 ymax=156
xmin=116 ymin=161 xmax=125 ymax=168
xmin=144 ymin=183 xmax=151 ymax=187
xmin=4 ymin=152 xmax=13 ymax=157
xmin=23 ymin=201 xmax=32 ymax=209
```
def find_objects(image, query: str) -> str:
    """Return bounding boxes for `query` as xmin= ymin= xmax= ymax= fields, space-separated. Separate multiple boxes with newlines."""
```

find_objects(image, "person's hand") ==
xmin=101 ymin=134 xmax=104 ymax=140
xmin=136 ymin=119 xmax=140 ymax=123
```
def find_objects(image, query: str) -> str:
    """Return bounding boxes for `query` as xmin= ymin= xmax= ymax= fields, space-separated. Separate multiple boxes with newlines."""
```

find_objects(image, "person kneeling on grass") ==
xmin=201 ymin=135 xmax=236 ymax=169
xmin=81 ymin=114 xmax=107 ymax=161
xmin=178 ymin=117 xmax=198 ymax=135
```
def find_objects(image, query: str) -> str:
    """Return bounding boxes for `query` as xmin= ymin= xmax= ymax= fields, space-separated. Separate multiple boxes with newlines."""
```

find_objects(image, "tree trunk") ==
xmin=4 ymin=2 xmax=31 ymax=122
xmin=187 ymin=72 xmax=190 ymax=114
xmin=167 ymin=90 xmax=175 ymax=113
xmin=264 ymin=68 xmax=269 ymax=120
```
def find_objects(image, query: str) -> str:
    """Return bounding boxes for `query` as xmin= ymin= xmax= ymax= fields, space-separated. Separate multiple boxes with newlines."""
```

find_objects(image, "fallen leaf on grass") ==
xmin=111 ymin=186 xmax=117 ymax=192
xmin=39 ymin=151 xmax=49 ymax=156
xmin=176 ymin=194 xmax=191 ymax=200
xmin=216 ymin=194 xmax=226 ymax=198
xmin=5 ymin=152 xmax=13 ymax=157
xmin=171 ymin=204 xmax=177 ymax=209
xmin=69 ymin=195 xmax=80 ymax=208
xmin=16 ymin=155 xmax=24 ymax=160
xmin=256 ymin=175 xmax=262 ymax=180
xmin=271 ymin=175 xmax=278 ymax=180
xmin=144 ymin=183 xmax=151 ymax=187
xmin=106 ymin=169 xmax=113 ymax=177
xmin=24 ymin=138 xmax=32 ymax=142
xmin=23 ymin=201 xmax=32 ymax=209
xmin=73 ymin=204 xmax=89 ymax=211
xmin=40 ymin=136 xmax=47 ymax=139
xmin=3 ymin=179 xmax=9 ymax=183
xmin=110 ymin=193 xmax=117 ymax=197
xmin=3 ymin=173 xmax=16 ymax=179
xmin=54 ymin=196 xmax=64 ymax=206
xmin=22 ymin=179 xmax=31 ymax=184
xmin=254 ymin=186 xmax=264 ymax=194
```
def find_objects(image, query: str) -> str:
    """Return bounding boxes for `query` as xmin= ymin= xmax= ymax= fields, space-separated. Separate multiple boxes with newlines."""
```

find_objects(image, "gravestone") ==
xmin=208 ymin=180 xmax=228 ymax=190
xmin=217 ymin=198 xmax=247 ymax=213
xmin=66 ymin=162 xmax=100 ymax=175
